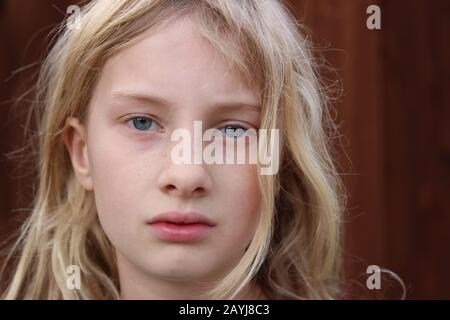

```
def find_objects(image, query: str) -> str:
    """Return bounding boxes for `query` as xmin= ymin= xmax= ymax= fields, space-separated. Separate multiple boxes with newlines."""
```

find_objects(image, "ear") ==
xmin=63 ymin=117 xmax=93 ymax=191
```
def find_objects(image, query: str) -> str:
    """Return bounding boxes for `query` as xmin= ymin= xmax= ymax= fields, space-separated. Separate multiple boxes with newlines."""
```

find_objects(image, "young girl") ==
xmin=1 ymin=0 xmax=345 ymax=299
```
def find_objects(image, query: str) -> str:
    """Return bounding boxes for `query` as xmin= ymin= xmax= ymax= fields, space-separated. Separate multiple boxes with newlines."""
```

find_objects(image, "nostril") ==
xmin=193 ymin=187 xmax=205 ymax=194
xmin=165 ymin=184 xmax=176 ymax=191
xmin=161 ymin=183 xmax=208 ymax=198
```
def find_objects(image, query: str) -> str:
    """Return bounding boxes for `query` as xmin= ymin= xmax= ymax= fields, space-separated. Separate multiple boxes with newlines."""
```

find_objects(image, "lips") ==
xmin=147 ymin=211 xmax=216 ymax=242
xmin=147 ymin=211 xmax=216 ymax=227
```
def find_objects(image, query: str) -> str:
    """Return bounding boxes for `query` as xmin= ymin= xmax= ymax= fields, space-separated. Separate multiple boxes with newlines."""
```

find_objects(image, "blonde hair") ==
xmin=1 ymin=0 xmax=345 ymax=299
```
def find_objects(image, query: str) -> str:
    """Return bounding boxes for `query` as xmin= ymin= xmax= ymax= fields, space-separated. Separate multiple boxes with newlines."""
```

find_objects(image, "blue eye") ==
xmin=220 ymin=125 xmax=248 ymax=138
xmin=128 ymin=117 xmax=160 ymax=131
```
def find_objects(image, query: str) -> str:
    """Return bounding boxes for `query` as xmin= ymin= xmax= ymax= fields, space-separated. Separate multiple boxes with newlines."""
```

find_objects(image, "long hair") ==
xmin=1 ymin=0 xmax=345 ymax=299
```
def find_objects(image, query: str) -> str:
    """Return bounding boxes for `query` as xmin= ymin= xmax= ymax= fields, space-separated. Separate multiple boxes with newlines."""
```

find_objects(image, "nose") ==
xmin=157 ymin=147 xmax=213 ymax=199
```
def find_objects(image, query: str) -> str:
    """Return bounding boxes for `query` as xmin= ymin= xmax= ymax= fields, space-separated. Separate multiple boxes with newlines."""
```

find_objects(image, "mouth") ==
xmin=147 ymin=211 xmax=216 ymax=226
xmin=147 ymin=211 xmax=216 ymax=242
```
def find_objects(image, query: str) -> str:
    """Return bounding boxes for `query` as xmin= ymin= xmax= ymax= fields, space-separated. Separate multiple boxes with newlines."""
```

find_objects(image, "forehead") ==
xmin=96 ymin=14 xmax=260 ymax=105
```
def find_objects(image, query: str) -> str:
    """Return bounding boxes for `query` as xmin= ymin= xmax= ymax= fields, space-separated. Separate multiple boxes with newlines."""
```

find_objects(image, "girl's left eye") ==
xmin=127 ymin=116 xmax=162 ymax=132
xmin=219 ymin=124 xmax=249 ymax=138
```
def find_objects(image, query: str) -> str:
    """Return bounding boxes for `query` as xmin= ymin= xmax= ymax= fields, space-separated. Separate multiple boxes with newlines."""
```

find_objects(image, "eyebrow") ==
xmin=110 ymin=92 xmax=261 ymax=113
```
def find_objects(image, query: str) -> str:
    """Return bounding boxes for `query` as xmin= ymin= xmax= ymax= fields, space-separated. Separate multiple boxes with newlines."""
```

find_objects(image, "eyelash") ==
xmin=126 ymin=116 xmax=163 ymax=133
xmin=125 ymin=115 xmax=253 ymax=138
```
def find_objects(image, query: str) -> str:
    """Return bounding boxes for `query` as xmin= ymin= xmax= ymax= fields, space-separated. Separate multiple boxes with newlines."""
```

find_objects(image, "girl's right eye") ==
xmin=126 ymin=116 xmax=162 ymax=132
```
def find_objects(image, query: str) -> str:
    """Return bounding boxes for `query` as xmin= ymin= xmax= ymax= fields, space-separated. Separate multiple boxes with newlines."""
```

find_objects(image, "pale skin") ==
xmin=63 ymin=14 xmax=268 ymax=299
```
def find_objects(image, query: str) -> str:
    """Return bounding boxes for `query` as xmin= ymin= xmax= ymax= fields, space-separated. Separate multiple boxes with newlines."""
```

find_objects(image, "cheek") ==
xmin=227 ymin=166 xmax=260 ymax=208
xmin=89 ymin=140 xmax=131 ymax=203
xmin=87 ymin=122 xmax=160 ymax=209
xmin=86 ymin=134 xmax=156 ymax=244
xmin=89 ymin=150 xmax=135 ymax=243
xmin=214 ymin=164 xmax=261 ymax=242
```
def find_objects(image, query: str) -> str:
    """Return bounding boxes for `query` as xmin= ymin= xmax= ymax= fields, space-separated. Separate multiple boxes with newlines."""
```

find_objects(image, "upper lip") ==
xmin=147 ymin=211 xmax=216 ymax=226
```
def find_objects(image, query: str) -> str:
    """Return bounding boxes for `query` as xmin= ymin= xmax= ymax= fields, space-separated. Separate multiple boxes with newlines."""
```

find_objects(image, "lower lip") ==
xmin=148 ymin=222 xmax=214 ymax=242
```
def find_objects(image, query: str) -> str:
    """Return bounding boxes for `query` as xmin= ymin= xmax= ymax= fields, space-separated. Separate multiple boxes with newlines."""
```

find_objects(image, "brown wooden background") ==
xmin=1 ymin=0 xmax=449 ymax=299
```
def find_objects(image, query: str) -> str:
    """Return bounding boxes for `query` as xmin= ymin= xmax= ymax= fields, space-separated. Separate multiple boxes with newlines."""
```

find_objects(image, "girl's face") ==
xmin=65 ymin=15 xmax=262 ymax=294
